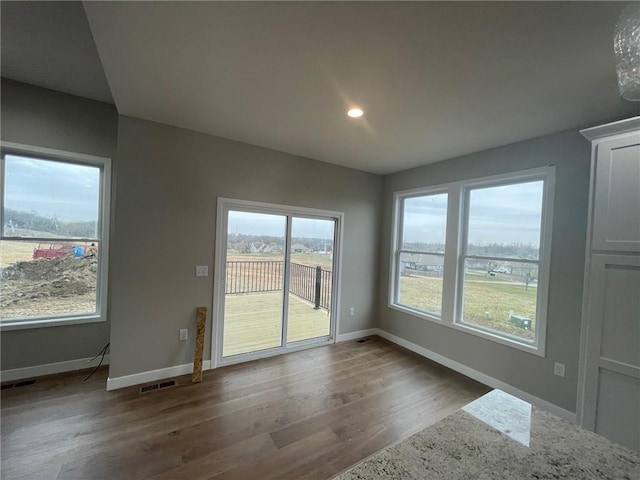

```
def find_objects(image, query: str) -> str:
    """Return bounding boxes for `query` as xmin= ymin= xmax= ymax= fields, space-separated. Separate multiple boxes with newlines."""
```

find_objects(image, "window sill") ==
xmin=388 ymin=303 xmax=545 ymax=357
xmin=449 ymin=321 xmax=544 ymax=357
xmin=0 ymin=314 xmax=106 ymax=331
xmin=388 ymin=302 xmax=443 ymax=324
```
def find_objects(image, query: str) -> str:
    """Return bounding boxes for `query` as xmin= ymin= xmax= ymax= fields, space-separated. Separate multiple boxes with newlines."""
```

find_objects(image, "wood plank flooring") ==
xmin=0 ymin=337 xmax=490 ymax=480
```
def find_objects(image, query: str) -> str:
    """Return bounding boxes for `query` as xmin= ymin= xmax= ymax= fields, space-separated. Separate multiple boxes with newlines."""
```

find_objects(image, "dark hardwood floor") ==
xmin=1 ymin=337 xmax=490 ymax=480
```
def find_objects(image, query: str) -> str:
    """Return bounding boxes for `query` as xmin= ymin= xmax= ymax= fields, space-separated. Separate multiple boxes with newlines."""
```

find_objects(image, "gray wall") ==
xmin=109 ymin=116 xmax=382 ymax=378
xmin=378 ymin=129 xmax=591 ymax=412
xmin=1 ymin=79 xmax=592 ymax=414
xmin=0 ymin=79 xmax=118 ymax=369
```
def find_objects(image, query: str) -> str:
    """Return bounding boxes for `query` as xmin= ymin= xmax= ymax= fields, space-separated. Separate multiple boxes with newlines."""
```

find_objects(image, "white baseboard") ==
xmin=107 ymin=329 xmax=376 ymax=391
xmin=336 ymin=328 xmax=378 ymax=342
xmin=1 ymin=355 xmax=111 ymax=383
xmin=375 ymin=329 xmax=577 ymax=423
xmin=106 ymin=360 xmax=212 ymax=391
xmin=107 ymin=328 xmax=378 ymax=391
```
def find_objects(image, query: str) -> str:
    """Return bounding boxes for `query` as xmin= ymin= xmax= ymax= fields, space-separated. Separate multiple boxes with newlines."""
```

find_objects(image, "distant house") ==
xmin=291 ymin=244 xmax=310 ymax=253
xmin=249 ymin=242 xmax=267 ymax=253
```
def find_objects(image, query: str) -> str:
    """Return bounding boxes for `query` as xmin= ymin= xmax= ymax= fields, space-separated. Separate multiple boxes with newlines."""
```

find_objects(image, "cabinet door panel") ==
xmin=595 ymin=369 xmax=640 ymax=453
xmin=583 ymin=254 xmax=640 ymax=453
xmin=599 ymin=263 xmax=640 ymax=368
xmin=592 ymin=133 xmax=640 ymax=252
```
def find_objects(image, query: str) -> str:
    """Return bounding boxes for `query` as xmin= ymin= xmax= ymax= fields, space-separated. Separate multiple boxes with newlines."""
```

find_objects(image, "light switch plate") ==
xmin=195 ymin=265 xmax=208 ymax=277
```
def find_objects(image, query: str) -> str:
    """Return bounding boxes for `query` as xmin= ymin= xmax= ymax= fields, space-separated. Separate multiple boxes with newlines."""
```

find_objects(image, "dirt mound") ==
xmin=2 ymin=255 xmax=96 ymax=281
xmin=1 ymin=255 xmax=97 ymax=310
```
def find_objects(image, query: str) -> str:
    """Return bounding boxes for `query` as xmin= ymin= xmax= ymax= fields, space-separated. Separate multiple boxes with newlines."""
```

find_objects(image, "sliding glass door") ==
xmin=286 ymin=217 xmax=334 ymax=344
xmin=216 ymin=199 xmax=340 ymax=365
xmin=222 ymin=211 xmax=286 ymax=358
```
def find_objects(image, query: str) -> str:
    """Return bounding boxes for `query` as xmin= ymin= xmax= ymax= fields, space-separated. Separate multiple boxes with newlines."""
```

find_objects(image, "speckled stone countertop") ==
xmin=334 ymin=390 xmax=640 ymax=480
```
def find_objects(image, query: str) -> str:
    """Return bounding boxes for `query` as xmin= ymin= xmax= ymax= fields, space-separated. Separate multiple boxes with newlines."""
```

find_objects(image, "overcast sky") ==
xmin=6 ymin=154 xmax=542 ymax=245
xmin=4 ymin=155 xmax=100 ymax=222
xmin=403 ymin=193 xmax=448 ymax=246
xmin=403 ymin=180 xmax=543 ymax=246
xmin=228 ymin=210 xmax=335 ymax=240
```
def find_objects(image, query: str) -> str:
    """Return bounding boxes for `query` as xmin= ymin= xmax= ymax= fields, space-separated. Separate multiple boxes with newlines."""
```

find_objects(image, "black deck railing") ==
xmin=225 ymin=261 xmax=332 ymax=310
xmin=226 ymin=261 xmax=283 ymax=295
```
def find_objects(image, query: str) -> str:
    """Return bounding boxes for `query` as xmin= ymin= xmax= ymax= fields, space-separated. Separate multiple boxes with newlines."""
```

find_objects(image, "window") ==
xmin=393 ymin=192 xmax=448 ymax=317
xmin=391 ymin=167 xmax=554 ymax=355
xmin=0 ymin=143 xmax=111 ymax=329
xmin=458 ymin=180 xmax=546 ymax=344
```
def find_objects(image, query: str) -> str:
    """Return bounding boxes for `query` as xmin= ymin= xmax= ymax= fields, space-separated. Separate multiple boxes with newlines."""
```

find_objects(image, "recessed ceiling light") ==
xmin=347 ymin=107 xmax=364 ymax=118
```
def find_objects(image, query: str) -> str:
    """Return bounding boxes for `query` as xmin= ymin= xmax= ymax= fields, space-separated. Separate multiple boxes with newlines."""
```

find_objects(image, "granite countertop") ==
xmin=334 ymin=389 xmax=640 ymax=480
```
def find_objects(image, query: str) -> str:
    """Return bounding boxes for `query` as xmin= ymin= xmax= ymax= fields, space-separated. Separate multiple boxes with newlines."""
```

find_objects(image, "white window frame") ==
xmin=389 ymin=166 xmax=555 ymax=356
xmin=0 ymin=142 xmax=111 ymax=330
xmin=390 ymin=188 xmax=449 ymax=320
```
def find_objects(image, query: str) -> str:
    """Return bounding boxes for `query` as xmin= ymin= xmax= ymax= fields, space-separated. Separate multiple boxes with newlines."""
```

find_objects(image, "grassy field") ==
xmin=398 ymin=275 xmax=443 ymax=316
xmin=0 ymin=240 xmax=39 ymax=267
xmin=398 ymin=271 xmax=536 ymax=340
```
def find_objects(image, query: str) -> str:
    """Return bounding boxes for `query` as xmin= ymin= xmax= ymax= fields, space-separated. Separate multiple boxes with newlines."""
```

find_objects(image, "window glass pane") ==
xmin=467 ymin=181 xmax=543 ymax=260
xmin=397 ymin=252 xmax=444 ymax=317
xmin=401 ymin=194 xmax=447 ymax=252
xmin=3 ymin=155 xmax=100 ymax=239
xmin=1 ymin=239 xmax=99 ymax=320
xmin=461 ymin=258 xmax=538 ymax=342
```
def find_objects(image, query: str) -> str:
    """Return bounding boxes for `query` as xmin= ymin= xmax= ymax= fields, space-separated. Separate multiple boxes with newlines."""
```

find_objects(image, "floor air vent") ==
xmin=357 ymin=338 xmax=373 ymax=344
xmin=1 ymin=379 xmax=36 ymax=390
xmin=139 ymin=379 xmax=177 ymax=394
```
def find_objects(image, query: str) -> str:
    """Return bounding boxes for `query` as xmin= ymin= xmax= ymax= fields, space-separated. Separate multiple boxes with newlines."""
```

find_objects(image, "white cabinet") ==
xmin=578 ymin=117 xmax=640 ymax=454
xmin=591 ymin=133 xmax=640 ymax=252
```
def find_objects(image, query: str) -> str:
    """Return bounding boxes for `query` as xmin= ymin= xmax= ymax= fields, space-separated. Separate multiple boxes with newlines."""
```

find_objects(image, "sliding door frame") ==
xmin=212 ymin=197 xmax=344 ymax=368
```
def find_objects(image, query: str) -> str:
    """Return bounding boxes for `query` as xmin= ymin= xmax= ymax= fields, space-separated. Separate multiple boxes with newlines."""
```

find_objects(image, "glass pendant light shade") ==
xmin=614 ymin=3 xmax=640 ymax=101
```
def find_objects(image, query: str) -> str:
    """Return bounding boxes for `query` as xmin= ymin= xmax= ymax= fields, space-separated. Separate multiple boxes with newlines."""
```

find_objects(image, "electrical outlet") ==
xmin=349 ymin=307 xmax=355 ymax=316
xmin=179 ymin=329 xmax=188 ymax=341
xmin=554 ymin=362 xmax=565 ymax=378
xmin=195 ymin=265 xmax=209 ymax=277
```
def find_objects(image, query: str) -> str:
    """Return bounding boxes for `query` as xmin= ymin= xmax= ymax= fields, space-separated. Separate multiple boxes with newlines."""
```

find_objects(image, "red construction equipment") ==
xmin=32 ymin=243 xmax=73 ymax=260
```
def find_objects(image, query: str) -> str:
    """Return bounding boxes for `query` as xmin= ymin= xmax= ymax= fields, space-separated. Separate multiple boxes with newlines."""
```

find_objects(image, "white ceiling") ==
xmin=3 ymin=2 xmax=639 ymax=174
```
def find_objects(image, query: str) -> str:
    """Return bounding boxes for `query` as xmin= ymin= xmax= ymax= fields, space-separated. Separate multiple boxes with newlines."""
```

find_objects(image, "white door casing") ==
xmin=211 ymin=197 xmax=344 ymax=368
